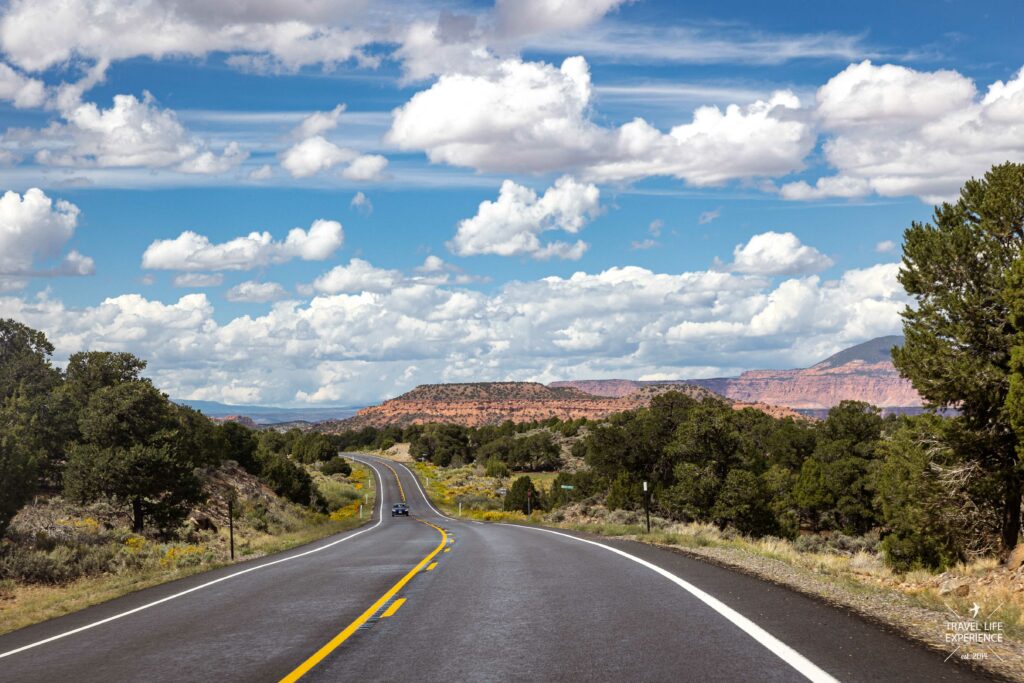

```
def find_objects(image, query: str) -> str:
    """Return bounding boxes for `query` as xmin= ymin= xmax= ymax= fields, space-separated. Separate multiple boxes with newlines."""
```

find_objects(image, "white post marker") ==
xmin=359 ymin=504 xmax=363 ymax=519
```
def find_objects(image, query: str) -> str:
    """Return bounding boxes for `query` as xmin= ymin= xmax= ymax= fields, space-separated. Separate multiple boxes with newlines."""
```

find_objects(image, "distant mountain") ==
xmin=174 ymin=399 xmax=361 ymax=425
xmin=324 ymin=381 xmax=802 ymax=431
xmin=551 ymin=335 xmax=922 ymax=412
xmin=812 ymin=335 xmax=904 ymax=370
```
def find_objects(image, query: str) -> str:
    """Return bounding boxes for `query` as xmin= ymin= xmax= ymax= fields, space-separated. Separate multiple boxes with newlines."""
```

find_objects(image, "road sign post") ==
xmin=527 ymin=489 xmax=532 ymax=516
xmin=228 ymin=497 xmax=235 ymax=560
xmin=643 ymin=481 xmax=650 ymax=534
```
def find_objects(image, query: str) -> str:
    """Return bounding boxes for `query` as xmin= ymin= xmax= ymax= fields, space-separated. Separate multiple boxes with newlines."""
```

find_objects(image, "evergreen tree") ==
xmin=894 ymin=162 xmax=1024 ymax=552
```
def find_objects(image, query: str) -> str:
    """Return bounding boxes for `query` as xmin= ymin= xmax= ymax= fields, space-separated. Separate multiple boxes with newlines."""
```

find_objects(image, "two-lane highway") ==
xmin=0 ymin=454 xmax=997 ymax=682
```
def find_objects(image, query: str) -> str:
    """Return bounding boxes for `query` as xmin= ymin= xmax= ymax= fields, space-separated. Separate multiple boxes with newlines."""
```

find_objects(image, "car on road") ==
xmin=391 ymin=504 xmax=409 ymax=517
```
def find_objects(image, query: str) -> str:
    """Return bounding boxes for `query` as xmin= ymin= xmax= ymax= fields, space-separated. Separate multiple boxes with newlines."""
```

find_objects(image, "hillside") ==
xmin=552 ymin=335 xmax=921 ymax=412
xmin=325 ymin=381 xmax=800 ymax=430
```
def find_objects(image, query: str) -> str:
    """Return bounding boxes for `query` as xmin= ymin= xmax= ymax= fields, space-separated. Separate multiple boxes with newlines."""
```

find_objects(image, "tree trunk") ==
xmin=1002 ymin=470 xmax=1022 ymax=555
xmin=132 ymin=497 xmax=144 ymax=534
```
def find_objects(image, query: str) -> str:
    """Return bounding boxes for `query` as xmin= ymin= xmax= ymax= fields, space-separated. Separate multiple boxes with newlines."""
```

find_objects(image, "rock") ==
xmin=939 ymin=578 xmax=970 ymax=597
xmin=1007 ymin=543 xmax=1024 ymax=570
xmin=189 ymin=513 xmax=218 ymax=532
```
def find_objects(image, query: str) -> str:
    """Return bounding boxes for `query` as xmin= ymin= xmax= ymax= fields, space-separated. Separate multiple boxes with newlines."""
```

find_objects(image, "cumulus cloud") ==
xmin=875 ymin=240 xmax=896 ymax=253
xmin=312 ymin=258 xmax=402 ymax=294
xmin=0 ymin=188 xmax=93 ymax=289
xmin=142 ymin=219 xmax=343 ymax=271
xmin=725 ymin=231 xmax=833 ymax=276
xmin=0 ymin=0 xmax=376 ymax=73
xmin=249 ymin=164 xmax=273 ymax=181
xmin=173 ymin=273 xmax=224 ymax=288
xmin=782 ymin=61 xmax=1024 ymax=203
xmin=0 ymin=62 xmax=45 ymax=108
xmin=449 ymin=176 xmax=599 ymax=260
xmin=225 ymin=280 xmax=288 ymax=303
xmin=23 ymin=92 xmax=246 ymax=173
xmin=341 ymin=154 xmax=388 ymax=181
xmin=0 ymin=259 xmax=910 ymax=405
xmin=293 ymin=104 xmax=346 ymax=139
xmin=280 ymin=136 xmax=358 ymax=178
xmin=388 ymin=55 xmax=813 ymax=185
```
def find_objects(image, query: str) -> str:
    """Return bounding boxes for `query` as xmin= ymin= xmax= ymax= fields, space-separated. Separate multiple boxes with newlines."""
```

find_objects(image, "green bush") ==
xmin=711 ymin=469 xmax=779 ymax=537
xmin=484 ymin=458 xmax=509 ymax=478
xmin=504 ymin=476 xmax=541 ymax=513
xmin=321 ymin=456 xmax=352 ymax=477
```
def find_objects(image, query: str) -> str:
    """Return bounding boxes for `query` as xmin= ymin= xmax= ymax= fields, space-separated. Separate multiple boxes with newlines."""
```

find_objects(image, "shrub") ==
xmin=484 ymin=458 xmax=509 ymax=478
xmin=321 ymin=456 xmax=352 ymax=477
xmin=504 ymin=476 xmax=541 ymax=513
xmin=711 ymin=469 xmax=779 ymax=537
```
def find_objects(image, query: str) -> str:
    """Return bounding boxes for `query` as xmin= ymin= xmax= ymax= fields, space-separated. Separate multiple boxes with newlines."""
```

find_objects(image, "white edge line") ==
xmin=0 ymin=457 xmax=387 ymax=661
xmin=498 ymin=524 xmax=838 ymax=683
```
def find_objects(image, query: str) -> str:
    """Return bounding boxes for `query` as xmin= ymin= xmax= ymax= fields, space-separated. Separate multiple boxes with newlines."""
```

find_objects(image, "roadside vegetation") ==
xmin=356 ymin=165 xmax=1024 ymax=677
xmin=0 ymin=328 xmax=374 ymax=634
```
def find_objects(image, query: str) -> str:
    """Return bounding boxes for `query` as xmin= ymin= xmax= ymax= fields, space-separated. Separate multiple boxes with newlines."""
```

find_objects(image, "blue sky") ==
xmin=0 ymin=0 xmax=1020 ymax=406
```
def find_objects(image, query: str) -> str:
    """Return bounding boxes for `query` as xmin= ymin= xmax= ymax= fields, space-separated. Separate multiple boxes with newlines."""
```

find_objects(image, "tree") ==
xmin=894 ymin=162 xmax=1024 ymax=552
xmin=218 ymin=421 xmax=259 ymax=473
xmin=64 ymin=443 xmax=203 ymax=533
xmin=0 ymin=319 xmax=60 ymax=401
xmin=711 ymin=469 xmax=778 ymax=537
xmin=504 ymin=475 xmax=541 ymax=514
xmin=0 ymin=433 xmax=37 ymax=536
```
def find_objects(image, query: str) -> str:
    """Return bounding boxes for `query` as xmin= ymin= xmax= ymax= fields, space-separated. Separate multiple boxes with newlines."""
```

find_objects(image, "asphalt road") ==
xmin=0 ymin=454 xmax=999 ymax=682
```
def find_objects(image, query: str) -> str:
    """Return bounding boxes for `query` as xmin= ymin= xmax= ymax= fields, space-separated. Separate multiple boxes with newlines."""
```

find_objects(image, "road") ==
xmin=0 ymin=454 xmax=996 ymax=682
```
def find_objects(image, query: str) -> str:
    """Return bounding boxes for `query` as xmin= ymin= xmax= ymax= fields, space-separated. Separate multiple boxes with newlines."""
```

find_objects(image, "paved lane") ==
xmin=0 ymin=453 xmax=998 ymax=682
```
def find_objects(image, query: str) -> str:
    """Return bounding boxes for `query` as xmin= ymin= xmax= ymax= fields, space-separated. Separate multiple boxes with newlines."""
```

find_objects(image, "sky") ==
xmin=0 ymin=0 xmax=1021 ymax=407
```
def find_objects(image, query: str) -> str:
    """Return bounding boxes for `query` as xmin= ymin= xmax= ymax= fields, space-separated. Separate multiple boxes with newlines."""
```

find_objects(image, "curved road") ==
xmin=0 ymin=454 xmax=995 ymax=682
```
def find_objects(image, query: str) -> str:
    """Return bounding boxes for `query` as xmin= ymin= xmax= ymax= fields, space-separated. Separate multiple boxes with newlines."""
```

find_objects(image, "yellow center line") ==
xmin=278 ymin=519 xmax=446 ymax=682
xmin=382 ymin=462 xmax=406 ymax=502
xmin=381 ymin=598 xmax=406 ymax=618
xmin=426 ymin=562 xmax=438 ymax=571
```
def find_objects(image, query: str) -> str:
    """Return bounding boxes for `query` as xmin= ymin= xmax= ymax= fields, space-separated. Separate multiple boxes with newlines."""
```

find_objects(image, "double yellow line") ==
xmin=278 ymin=519 xmax=446 ymax=682
xmin=382 ymin=461 xmax=406 ymax=502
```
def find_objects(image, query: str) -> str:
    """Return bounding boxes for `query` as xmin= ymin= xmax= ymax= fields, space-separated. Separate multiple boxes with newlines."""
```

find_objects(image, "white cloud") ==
xmin=312 ymin=258 xmax=402 ymax=294
xmin=631 ymin=239 xmax=658 ymax=250
xmin=0 ymin=0 xmax=376 ymax=73
xmin=388 ymin=56 xmax=600 ymax=173
xmin=23 ymin=92 xmax=246 ymax=173
xmin=225 ymin=280 xmax=288 ymax=303
xmin=350 ymin=191 xmax=372 ymax=213
xmin=341 ymin=154 xmax=388 ymax=181
xmin=726 ymin=231 xmax=833 ymax=276
xmin=248 ymin=164 xmax=273 ymax=181
xmin=0 ymin=62 xmax=45 ymax=108
xmin=783 ymin=61 xmax=1024 ymax=203
xmin=173 ymin=273 xmax=224 ymax=288
xmin=494 ymin=0 xmax=627 ymax=38
xmin=280 ymin=136 xmax=358 ymax=178
xmin=0 ymin=259 xmax=909 ymax=405
xmin=449 ymin=176 xmax=599 ymax=260
xmin=0 ymin=188 xmax=93 ymax=288
xmin=293 ymin=104 xmax=346 ymax=139
xmin=875 ymin=240 xmax=896 ymax=253
xmin=142 ymin=219 xmax=343 ymax=271
xmin=388 ymin=54 xmax=813 ymax=185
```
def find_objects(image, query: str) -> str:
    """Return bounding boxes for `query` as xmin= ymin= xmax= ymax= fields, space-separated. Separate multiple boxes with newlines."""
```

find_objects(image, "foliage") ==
xmin=321 ymin=456 xmax=352 ymax=477
xmin=503 ymin=475 xmax=541 ymax=514
xmin=895 ymin=162 xmax=1024 ymax=552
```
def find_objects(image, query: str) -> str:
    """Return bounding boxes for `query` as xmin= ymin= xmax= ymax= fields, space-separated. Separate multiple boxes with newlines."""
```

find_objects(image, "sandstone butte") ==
xmin=327 ymin=382 xmax=804 ymax=431
xmin=551 ymin=335 xmax=922 ymax=414
xmin=325 ymin=335 xmax=921 ymax=431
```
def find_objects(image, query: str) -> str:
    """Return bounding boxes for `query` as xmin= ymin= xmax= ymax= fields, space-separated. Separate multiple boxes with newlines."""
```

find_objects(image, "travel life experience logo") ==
xmin=944 ymin=601 xmax=1006 ymax=662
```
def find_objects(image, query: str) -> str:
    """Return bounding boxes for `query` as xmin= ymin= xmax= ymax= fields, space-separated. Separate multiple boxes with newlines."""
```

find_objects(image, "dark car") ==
xmin=391 ymin=504 xmax=410 ymax=517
